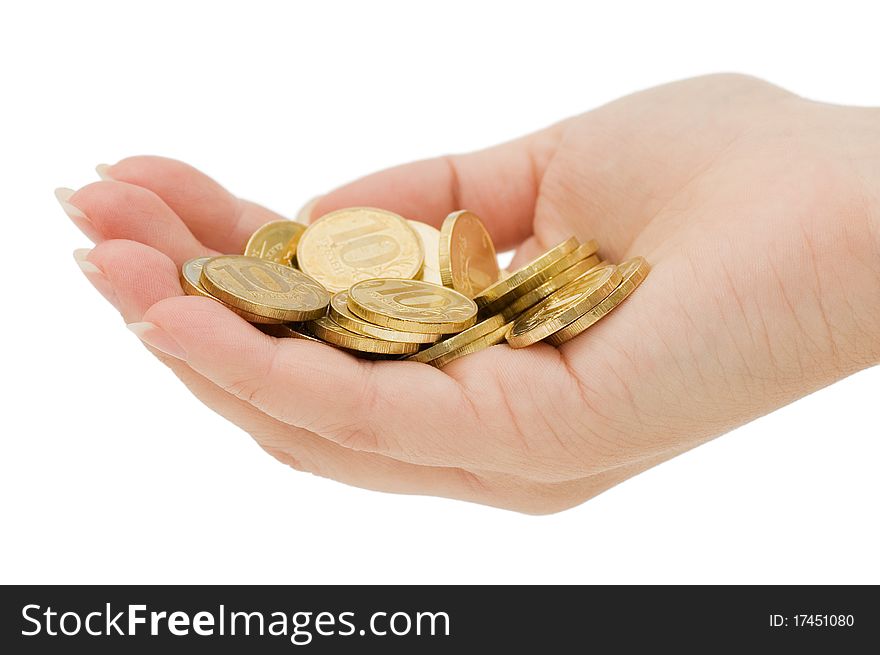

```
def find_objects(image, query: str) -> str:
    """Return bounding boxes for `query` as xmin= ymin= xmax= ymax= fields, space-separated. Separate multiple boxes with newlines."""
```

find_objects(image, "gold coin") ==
xmin=244 ymin=220 xmax=306 ymax=266
xmin=476 ymin=239 xmax=597 ymax=315
xmin=282 ymin=229 xmax=306 ymax=267
xmin=347 ymin=278 xmax=478 ymax=334
xmin=473 ymin=237 xmax=583 ymax=310
xmin=474 ymin=236 xmax=581 ymax=308
xmin=408 ymin=220 xmax=443 ymax=285
xmin=500 ymin=253 xmax=601 ymax=321
xmin=309 ymin=316 xmax=420 ymax=355
xmin=200 ymin=255 xmax=330 ymax=322
xmin=329 ymin=291 xmax=442 ymax=344
xmin=180 ymin=256 xmax=213 ymax=298
xmin=546 ymin=257 xmax=651 ymax=346
xmin=258 ymin=323 xmax=324 ymax=342
xmin=438 ymin=210 xmax=499 ymax=298
xmin=260 ymin=322 xmax=399 ymax=359
xmin=429 ymin=321 xmax=512 ymax=368
xmin=297 ymin=207 xmax=423 ymax=293
xmin=181 ymin=256 xmax=283 ymax=324
xmin=407 ymin=313 xmax=507 ymax=363
xmin=507 ymin=265 xmax=622 ymax=348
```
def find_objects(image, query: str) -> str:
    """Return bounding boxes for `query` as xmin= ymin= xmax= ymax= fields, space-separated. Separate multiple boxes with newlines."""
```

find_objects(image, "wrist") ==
xmin=840 ymin=168 xmax=880 ymax=367
xmin=855 ymin=148 xmax=880 ymax=365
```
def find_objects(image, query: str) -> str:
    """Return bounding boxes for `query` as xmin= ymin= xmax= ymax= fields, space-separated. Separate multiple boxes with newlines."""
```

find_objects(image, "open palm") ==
xmin=64 ymin=74 xmax=879 ymax=513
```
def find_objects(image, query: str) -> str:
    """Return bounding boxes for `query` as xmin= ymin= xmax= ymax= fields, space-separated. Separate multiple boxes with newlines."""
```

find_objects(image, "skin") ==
xmin=61 ymin=74 xmax=880 ymax=514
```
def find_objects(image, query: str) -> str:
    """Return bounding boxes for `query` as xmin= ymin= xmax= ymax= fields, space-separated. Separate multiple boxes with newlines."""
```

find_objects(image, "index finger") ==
xmin=99 ymin=156 xmax=289 ymax=253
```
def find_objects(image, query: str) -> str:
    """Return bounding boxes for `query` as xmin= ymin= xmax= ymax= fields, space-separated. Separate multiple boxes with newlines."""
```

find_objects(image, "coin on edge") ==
xmin=262 ymin=322 xmax=400 ymax=359
xmin=477 ymin=239 xmax=598 ymax=315
xmin=181 ymin=256 xmax=284 ymax=324
xmin=438 ymin=210 xmax=500 ymax=298
xmin=258 ymin=323 xmax=325 ymax=342
xmin=347 ymin=278 xmax=478 ymax=334
xmin=546 ymin=257 xmax=651 ymax=346
xmin=244 ymin=220 xmax=306 ymax=266
xmin=407 ymin=313 xmax=507 ymax=363
xmin=329 ymin=291 xmax=442 ymax=344
xmin=296 ymin=207 xmax=424 ymax=293
xmin=309 ymin=316 xmax=420 ymax=355
xmin=180 ymin=257 xmax=213 ymax=298
xmin=408 ymin=220 xmax=443 ymax=285
xmin=500 ymin=253 xmax=602 ymax=320
xmin=507 ymin=264 xmax=622 ymax=348
xmin=200 ymin=255 xmax=330 ymax=322
xmin=429 ymin=321 xmax=512 ymax=368
xmin=473 ymin=237 xmax=581 ymax=311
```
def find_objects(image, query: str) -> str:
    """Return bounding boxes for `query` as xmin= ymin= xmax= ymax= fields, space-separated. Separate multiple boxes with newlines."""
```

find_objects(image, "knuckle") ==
xmin=693 ymin=72 xmax=784 ymax=96
xmin=222 ymin=372 xmax=272 ymax=408
xmin=329 ymin=420 xmax=385 ymax=454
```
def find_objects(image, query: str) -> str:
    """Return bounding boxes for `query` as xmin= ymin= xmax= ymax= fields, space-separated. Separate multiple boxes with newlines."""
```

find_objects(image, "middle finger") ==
xmin=60 ymin=180 xmax=213 ymax=266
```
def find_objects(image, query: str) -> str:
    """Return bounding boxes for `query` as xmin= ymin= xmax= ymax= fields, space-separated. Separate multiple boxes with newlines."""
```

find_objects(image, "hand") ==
xmin=61 ymin=74 xmax=880 ymax=513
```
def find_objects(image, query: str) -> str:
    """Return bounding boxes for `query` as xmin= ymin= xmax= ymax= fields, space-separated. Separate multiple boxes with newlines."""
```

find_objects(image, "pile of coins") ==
xmin=180 ymin=207 xmax=649 ymax=367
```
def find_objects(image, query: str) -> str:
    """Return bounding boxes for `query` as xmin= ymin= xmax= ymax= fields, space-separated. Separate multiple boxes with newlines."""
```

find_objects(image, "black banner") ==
xmin=1 ymin=585 xmax=875 ymax=652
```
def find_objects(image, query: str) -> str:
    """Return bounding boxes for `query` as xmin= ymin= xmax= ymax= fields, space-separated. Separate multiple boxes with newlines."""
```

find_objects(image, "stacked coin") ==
xmin=180 ymin=206 xmax=650 ymax=367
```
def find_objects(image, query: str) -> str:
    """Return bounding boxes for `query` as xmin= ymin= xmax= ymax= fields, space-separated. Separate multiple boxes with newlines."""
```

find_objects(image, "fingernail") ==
xmin=73 ymin=247 xmax=99 ymax=273
xmin=296 ymin=195 xmax=322 ymax=224
xmin=73 ymin=248 xmax=121 ymax=310
xmin=95 ymin=163 xmax=114 ymax=180
xmin=127 ymin=322 xmax=188 ymax=360
xmin=55 ymin=187 xmax=101 ymax=242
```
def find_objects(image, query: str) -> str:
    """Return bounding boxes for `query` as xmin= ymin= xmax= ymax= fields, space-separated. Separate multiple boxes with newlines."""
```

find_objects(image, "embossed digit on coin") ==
xmin=200 ymin=255 xmax=330 ymax=322
xmin=347 ymin=278 xmax=478 ymax=333
xmin=296 ymin=207 xmax=424 ymax=292
xmin=439 ymin=210 xmax=499 ymax=298
xmin=180 ymin=256 xmax=283 ymax=324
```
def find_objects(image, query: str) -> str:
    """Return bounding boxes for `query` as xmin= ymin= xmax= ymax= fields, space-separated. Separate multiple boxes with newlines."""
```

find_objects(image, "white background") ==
xmin=1 ymin=0 xmax=877 ymax=584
